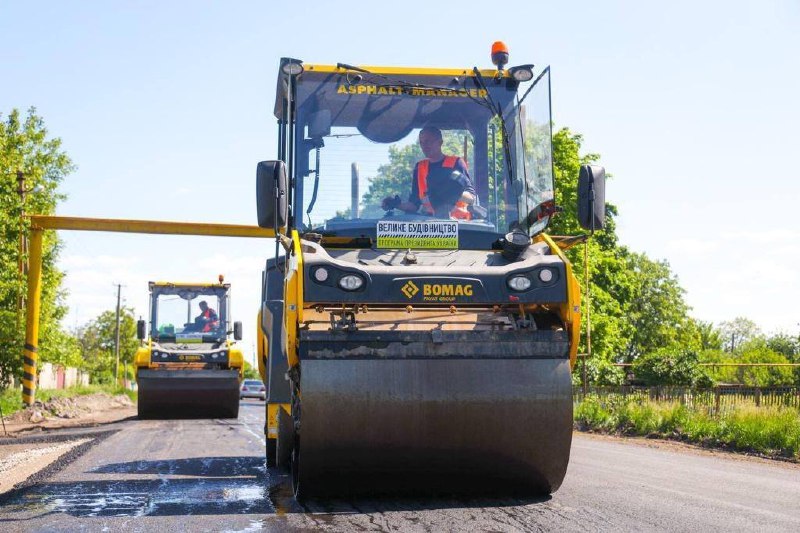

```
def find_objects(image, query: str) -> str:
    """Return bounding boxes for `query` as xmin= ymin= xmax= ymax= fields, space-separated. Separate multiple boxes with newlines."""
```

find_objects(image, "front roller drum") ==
xmin=292 ymin=356 xmax=573 ymax=498
xmin=137 ymin=368 xmax=241 ymax=419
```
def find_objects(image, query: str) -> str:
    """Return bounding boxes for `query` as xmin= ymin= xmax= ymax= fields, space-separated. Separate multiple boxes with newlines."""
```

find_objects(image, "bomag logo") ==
xmin=179 ymin=354 xmax=203 ymax=362
xmin=423 ymin=284 xmax=474 ymax=298
xmin=401 ymin=280 xmax=420 ymax=298
xmin=402 ymin=281 xmax=474 ymax=301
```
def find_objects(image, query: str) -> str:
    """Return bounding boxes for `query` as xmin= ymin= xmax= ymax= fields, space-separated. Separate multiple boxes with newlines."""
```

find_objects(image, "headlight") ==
xmin=211 ymin=353 xmax=219 ymax=359
xmin=509 ymin=64 xmax=534 ymax=82
xmin=281 ymin=60 xmax=304 ymax=76
xmin=152 ymin=351 xmax=159 ymax=358
xmin=161 ymin=352 xmax=168 ymax=359
xmin=314 ymin=267 xmax=329 ymax=282
xmin=507 ymin=275 xmax=532 ymax=291
xmin=339 ymin=274 xmax=364 ymax=291
xmin=539 ymin=269 xmax=554 ymax=283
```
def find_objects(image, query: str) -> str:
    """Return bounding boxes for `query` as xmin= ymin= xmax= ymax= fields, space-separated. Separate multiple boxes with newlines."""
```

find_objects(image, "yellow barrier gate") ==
xmin=21 ymin=215 xmax=274 ymax=406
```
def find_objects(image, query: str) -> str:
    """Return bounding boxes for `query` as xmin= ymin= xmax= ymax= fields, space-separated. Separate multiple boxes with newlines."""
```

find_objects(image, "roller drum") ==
xmin=137 ymin=368 xmax=241 ymax=419
xmin=294 ymin=354 xmax=573 ymax=497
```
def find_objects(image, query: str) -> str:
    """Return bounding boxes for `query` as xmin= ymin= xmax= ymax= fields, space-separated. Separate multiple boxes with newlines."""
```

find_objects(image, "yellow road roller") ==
xmin=256 ymin=45 xmax=606 ymax=498
xmin=134 ymin=278 xmax=244 ymax=419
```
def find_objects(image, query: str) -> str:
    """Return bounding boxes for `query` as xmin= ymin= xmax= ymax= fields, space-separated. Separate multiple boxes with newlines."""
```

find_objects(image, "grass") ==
xmin=0 ymin=383 xmax=136 ymax=418
xmin=575 ymin=396 xmax=800 ymax=460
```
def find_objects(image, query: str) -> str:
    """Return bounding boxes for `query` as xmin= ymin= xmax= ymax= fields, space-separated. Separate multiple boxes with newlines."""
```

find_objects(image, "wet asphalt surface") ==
xmin=1 ymin=400 xmax=799 ymax=532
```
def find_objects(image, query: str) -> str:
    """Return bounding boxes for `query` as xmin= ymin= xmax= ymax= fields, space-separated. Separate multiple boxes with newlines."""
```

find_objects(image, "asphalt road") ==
xmin=1 ymin=400 xmax=799 ymax=532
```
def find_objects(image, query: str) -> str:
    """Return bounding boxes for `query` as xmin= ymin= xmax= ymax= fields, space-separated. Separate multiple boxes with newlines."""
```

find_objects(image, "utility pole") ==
xmin=114 ymin=284 xmax=122 ymax=386
xmin=16 ymin=170 xmax=42 ymax=323
xmin=16 ymin=171 xmax=28 ymax=320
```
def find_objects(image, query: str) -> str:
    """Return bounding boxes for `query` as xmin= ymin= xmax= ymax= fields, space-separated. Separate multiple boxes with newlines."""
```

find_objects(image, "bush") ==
xmin=0 ymin=383 xmax=135 ymax=417
xmin=575 ymin=395 xmax=800 ymax=459
xmin=573 ymin=356 xmax=625 ymax=387
xmin=633 ymin=349 xmax=713 ymax=387
xmin=574 ymin=396 xmax=612 ymax=430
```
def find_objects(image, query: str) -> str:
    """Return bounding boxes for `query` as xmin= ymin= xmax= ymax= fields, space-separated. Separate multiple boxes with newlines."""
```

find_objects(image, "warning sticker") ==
xmin=376 ymin=220 xmax=458 ymax=249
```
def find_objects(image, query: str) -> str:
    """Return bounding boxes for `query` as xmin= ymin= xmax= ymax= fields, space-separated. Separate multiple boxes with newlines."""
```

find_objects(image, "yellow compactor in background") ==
xmin=257 ymin=46 xmax=606 ymax=498
xmin=135 ymin=279 xmax=244 ymax=419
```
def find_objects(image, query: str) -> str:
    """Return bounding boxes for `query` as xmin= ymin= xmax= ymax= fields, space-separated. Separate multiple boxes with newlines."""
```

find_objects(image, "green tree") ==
xmin=242 ymin=361 xmax=260 ymax=380
xmin=0 ymin=108 xmax=78 ymax=384
xmin=718 ymin=317 xmax=762 ymax=352
xmin=737 ymin=344 xmax=794 ymax=386
xmin=696 ymin=320 xmax=724 ymax=351
xmin=766 ymin=332 xmax=800 ymax=385
xmin=622 ymin=253 xmax=699 ymax=360
xmin=632 ymin=348 xmax=713 ymax=387
xmin=766 ymin=332 xmax=799 ymax=358
xmin=550 ymin=129 xmax=698 ymax=379
xmin=700 ymin=339 xmax=796 ymax=387
xmin=77 ymin=307 xmax=139 ymax=383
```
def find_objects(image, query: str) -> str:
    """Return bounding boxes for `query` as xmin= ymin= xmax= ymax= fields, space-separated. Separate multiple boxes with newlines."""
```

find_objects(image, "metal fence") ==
xmin=574 ymin=386 xmax=800 ymax=415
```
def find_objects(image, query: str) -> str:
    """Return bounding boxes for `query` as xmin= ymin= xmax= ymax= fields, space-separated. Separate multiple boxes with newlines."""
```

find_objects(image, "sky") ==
xmin=2 ymin=0 xmax=799 ymax=366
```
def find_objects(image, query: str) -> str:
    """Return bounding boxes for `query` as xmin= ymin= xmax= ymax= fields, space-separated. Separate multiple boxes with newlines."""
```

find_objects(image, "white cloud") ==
xmin=671 ymin=232 xmax=800 ymax=334
xmin=665 ymin=238 xmax=721 ymax=255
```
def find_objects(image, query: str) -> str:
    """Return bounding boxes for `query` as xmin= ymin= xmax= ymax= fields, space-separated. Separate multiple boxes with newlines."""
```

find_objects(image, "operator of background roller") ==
xmin=188 ymin=300 xmax=218 ymax=333
xmin=382 ymin=126 xmax=477 ymax=219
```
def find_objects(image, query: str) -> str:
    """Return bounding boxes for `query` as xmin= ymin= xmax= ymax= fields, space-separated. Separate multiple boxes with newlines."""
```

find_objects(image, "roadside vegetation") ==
xmin=1 ymin=108 xmax=78 ymax=382
xmin=575 ymin=395 xmax=800 ymax=460
xmin=0 ymin=383 xmax=136 ymax=418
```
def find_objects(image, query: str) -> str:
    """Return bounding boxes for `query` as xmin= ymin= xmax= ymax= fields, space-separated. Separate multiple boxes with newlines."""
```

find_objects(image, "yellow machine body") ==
xmin=257 ymin=57 xmax=595 ymax=498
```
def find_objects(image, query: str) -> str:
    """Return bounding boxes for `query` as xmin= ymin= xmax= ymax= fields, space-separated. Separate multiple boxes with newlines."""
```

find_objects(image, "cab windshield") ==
xmin=150 ymin=286 xmax=228 ymax=339
xmin=283 ymin=66 xmax=554 ymax=247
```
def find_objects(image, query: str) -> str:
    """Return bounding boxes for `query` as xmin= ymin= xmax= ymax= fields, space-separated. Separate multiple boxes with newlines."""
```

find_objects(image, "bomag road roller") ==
xmin=134 ymin=278 xmax=245 ymax=419
xmin=256 ymin=44 xmax=606 ymax=498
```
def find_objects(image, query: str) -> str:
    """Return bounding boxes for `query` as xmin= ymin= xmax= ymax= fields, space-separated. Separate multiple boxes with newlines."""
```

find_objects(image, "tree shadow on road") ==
xmin=92 ymin=455 xmax=265 ymax=477
xmin=0 ymin=455 xmax=273 ymax=520
xmin=0 ymin=476 xmax=273 ymax=519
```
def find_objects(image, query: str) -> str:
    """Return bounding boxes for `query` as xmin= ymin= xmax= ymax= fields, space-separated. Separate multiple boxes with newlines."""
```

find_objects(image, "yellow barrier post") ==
xmin=22 ymin=228 xmax=44 ymax=406
xmin=18 ymin=215 xmax=276 ymax=406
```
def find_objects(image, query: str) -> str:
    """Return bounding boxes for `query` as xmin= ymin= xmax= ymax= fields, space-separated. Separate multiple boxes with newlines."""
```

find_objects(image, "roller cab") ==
xmin=134 ymin=279 xmax=244 ymax=419
xmin=258 ymin=51 xmax=606 ymax=498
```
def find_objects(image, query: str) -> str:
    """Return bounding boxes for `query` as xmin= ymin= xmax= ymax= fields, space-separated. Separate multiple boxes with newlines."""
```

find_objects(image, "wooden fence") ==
xmin=574 ymin=386 xmax=800 ymax=415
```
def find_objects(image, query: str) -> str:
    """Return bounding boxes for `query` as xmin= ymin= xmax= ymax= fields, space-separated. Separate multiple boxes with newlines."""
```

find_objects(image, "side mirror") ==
xmin=137 ymin=319 xmax=146 ymax=340
xmin=578 ymin=165 xmax=606 ymax=231
xmin=256 ymin=160 xmax=288 ymax=230
xmin=308 ymin=110 xmax=331 ymax=138
xmin=233 ymin=321 xmax=243 ymax=341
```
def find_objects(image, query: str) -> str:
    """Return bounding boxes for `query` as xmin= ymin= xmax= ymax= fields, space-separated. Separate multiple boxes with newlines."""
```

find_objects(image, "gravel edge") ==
xmin=0 ymin=429 xmax=118 ymax=506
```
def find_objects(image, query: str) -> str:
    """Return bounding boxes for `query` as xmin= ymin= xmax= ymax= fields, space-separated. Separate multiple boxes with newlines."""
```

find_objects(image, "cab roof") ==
xmin=149 ymin=281 xmax=230 ymax=290
xmin=273 ymin=59 xmax=513 ymax=121
xmin=304 ymin=64 xmax=506 ymax=77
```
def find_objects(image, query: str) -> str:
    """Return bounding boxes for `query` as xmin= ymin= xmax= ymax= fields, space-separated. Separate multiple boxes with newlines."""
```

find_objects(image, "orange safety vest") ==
xmin=201 ymin=308 xmax=218 ymax=332
xmin=416 ymin=156 xmax=472 ymax=220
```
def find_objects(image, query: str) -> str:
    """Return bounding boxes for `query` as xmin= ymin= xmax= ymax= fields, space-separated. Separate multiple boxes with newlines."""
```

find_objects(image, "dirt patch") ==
xmin=1 ymin=393 xmax=136 ymax=436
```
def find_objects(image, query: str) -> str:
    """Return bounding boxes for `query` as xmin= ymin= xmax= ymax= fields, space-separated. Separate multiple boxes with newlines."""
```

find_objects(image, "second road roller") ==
xmin=134 ymin=277 xmax=244 ymax=419
xmin=256 ymin=43 xmax=606 ymax=498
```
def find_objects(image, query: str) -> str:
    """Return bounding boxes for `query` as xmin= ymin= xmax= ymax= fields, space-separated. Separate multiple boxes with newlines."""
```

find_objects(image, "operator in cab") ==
xmin=382 ymin=126 xmax=476 ymax=220
xmin=194 ymin=300 xmax=219 ymax=333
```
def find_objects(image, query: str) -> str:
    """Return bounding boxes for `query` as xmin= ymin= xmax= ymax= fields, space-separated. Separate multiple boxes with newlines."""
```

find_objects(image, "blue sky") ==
xmin=2 ymin=0 xmax=799 ymax=363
